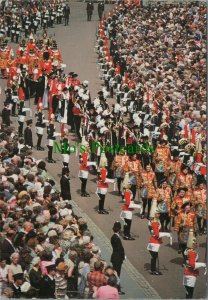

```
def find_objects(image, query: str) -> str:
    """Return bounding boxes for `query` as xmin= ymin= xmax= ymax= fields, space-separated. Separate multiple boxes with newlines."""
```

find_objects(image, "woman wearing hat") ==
xmin=183 ymin=230 xmax=206 ymax=299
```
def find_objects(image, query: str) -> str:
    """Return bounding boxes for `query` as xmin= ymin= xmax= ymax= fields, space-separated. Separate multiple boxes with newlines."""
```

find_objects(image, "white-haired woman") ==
xmin=7 ymin=252 xmax=23 ymax=284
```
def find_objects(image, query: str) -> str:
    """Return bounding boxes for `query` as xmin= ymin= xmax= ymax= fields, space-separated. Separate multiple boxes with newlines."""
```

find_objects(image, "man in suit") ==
xmin=24 ymin=119 xmax=33 ymax=148
xmin=39 ymin=264 xmax=56 ymax=298
xmin=11 ymin=273 xmax=24 ymax=298
xmin=0 ymin=230 xmax=16 ymax=264
xmin=60 ymin=168 xmax=71 ymax=200
xmin=110 ymin=221 xmax=125 ymax=295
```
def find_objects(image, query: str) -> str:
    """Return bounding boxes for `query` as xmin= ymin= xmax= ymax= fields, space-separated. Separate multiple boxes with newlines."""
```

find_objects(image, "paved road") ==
xmin=0 ymin=2 xmax=206 ymax=299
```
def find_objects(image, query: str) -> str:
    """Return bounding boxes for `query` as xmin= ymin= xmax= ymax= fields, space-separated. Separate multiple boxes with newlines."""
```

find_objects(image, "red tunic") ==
xmin=122 ymin=190 xmax=134 ymax=211
xmin=184 ymin=249 xmax=199 ymax=277
xmin=149 ymin=222 xmax=162 ymax=245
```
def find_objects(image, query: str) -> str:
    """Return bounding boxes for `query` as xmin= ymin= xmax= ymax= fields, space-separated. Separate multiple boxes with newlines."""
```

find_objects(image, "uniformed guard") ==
xmin=87 ymin=1 xmax=94 ymax=21
xmin=24 ymin=119 xmax=33 ymax=148
xmin=96 ymin=153 xmax=114 ymax=214
xmin=98 ymin=1 xmax=105 ymax=21
xmin=120 ymin=173 xmax=141 ymax=240
xmin=17 ymin=98 xmax=31 ymax=137
xmin=35 ymin=102 xmax=48 ymax=150
xmin=47 ymin=113 xmax=61 ymax=163
xmin=183 ymin=230 xmax=206 ymax=299
xmin=78 ymin=137 xmax=96 ymax=197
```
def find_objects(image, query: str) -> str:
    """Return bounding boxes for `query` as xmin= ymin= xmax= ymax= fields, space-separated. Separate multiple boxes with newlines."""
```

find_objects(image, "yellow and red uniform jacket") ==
xmin=174 ymin=211 xmax=196 ymax=232
xmin=153 ymin=145 xmax=171 ymax=171
xmin=193 ymin=188 xmax=206 ymax=219
xmin=155 ymin=186 xmax=172 ymax=214
xmin=0 ymin=46 xmax=13 ymax=68
xmin=176 ymin=173 xmax=194 ymax=191
xmin=171 ymin=195 xmax=191 ymax=216
xmin=141 ymin=170 xmax=156 ymax=199
xmin=128 ymin=159 xmax=142 ymax=187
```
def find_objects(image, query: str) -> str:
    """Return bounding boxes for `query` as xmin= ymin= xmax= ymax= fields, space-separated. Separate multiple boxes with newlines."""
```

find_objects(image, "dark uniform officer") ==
xmin=11 ymin=273 xmax=24 ymax=298
xmin=86 ymin=1 xmax=94 ymax=21
xmin=60 ymin=168 xmax=71 ymax=200
xmin=24 ymin=119 xmax=33 ymax=148
xmin=110 ymin=221 xmax=125 ymax=294
xmin=63 ymin=4 xmax=70 ymax=26
xmin=39 ymin=264 xmax=56 ymax=299
xmin=98 ymin=1 xmax=105 ymax=21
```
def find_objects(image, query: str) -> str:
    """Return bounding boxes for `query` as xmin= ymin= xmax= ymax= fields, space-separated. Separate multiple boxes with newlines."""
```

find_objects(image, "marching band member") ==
xmin=120 ymin=173 xmax=141 ymax=240
xmin=176 ymin=165 xmax=195 ymax=199
xmin=140 ymin=164 xmax=157 ymax=219
xmin=174 ymin=202 xmax=197 ymax=263
xmin=193 ymin=177 xmax=206 ymax=235
xmin=96 ymin=153 xmax=114 ymax=214
xmin=168 ymin=149 xmax=182 ymax=194
xmin=111 ymin=150 xmax=128 ymax=196
xmin=147 ymin=200 xmax=172 ymax=275
xmin=153 ymin=136 xmax=171 ymax=183
xmin=128 ymin=154 xmax=142 ymax=200
xmin=0 ymin=39 xmax=13 ymax=77
xmin=155 ymin=178 xmax=172 ymax=232
xmin=171 ymin=187 xmax=191 ymax=227
xmin=183 ymin=230 xmax=206 ymax=299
